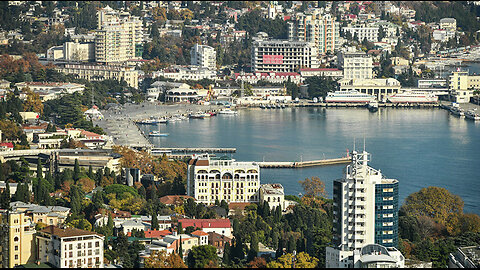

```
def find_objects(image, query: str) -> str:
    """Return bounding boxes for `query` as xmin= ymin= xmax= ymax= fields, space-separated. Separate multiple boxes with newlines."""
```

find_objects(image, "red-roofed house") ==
xmin=78 ymin=130 xmax=107 ymax=149
xmin=299 ymin=68 xmax=343 ymax=79
xmin=0 ymin=142 xmax=14 ymax=151
xmin=128 ymin=229 xmax=172 ymax=239
xmin=178 ymin=219 xmax=232 ymax=237
xmin=159 ymin=195 xmax=194 ymax=206
xmin=191 ymin=230 xmax=209 ymax=245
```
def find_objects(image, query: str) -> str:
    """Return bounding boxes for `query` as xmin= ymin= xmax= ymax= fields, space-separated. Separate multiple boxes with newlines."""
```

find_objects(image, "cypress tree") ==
xmin=73 ymin=159 xmax=80 ymax=182
xmin=36 ymin=158 xmax=43 ymax=179
xmin=223 ymin=242 xmax=231 ymax=265
xmin=0 ymin=182 xmax=10 ymax=209
xmin=138 ymin=186 xmax=146 ymax=199
xmin=0 ymin=162 xmax=5 ymax=181
xmin=87 ymin=165 xmax=94 ymax=179
xmin=177 ymin=222 xmax=183 ymax=234
xmin=178 ymin=236 xmax=183 ymax=258
xmin=247 ymin=234 xmax=259 ymax=261
xmin=286 ymin=236 xmax=295 ymax=253
xmin=151 ymin=212 xmax=159 ymax=230
xmin=276 ymin=238 xmax=284 ymax=258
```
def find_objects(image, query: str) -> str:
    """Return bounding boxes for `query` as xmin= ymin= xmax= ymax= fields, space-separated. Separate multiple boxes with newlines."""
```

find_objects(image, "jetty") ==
xmin=258 ymin=156 xmax=351 ymax=168
xmin=151 ymin=147 xmax=236 ymax=154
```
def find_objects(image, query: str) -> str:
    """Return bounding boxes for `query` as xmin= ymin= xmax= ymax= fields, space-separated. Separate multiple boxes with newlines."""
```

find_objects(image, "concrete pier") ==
xmin=258 ymin=157 xmax=351 ymax=168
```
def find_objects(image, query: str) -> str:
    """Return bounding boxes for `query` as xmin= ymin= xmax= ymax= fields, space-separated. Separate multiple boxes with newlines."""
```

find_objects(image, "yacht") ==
xmin=218 ymin=108 xmax=238 ymax=115
xmin=450 ymin=104 xmax=465 ymax=116
xmin=325 ymin=90 xmax=376 ymax=103
xmin=387 ymin=92 xmax=438 ymax=103
xmin=367 ymin=101 xmax=379 ymax=112
xmin=465 ymin=109 xmax=480 ymax=120
xmin=149 ymin=131 xmax=169 ymax=137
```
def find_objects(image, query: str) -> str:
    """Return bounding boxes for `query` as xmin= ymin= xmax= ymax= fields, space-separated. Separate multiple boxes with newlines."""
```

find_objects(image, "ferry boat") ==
xmin=465 ymin=109 xmax=480 ymax=120
xmin=387 ymin=91 xmax=438 ymax=103
xmin=149 ymin=131 xmax=169 ymax=137
xmin=218 ymin=108 xmax=238 ymax=115
xmin=367 ymin=101 xmax=379 ymax=112
xmin=450 ymin=103 xmax=465 ymax=116
xmin=189 ymin=112 xmax=206 ymax=119
xmin=325 ymin=90 xmax=376 ymax=103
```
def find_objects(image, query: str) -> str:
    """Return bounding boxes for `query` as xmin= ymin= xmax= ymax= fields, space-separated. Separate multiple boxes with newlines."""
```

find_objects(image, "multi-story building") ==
xmin=342 ymin=26 xmax=379 ymax=42
xmin=36 ymin=225 xmax=104 ymax=268
xmin=55 ymin=63 xmax=139 ymax=88
xmin=439 ymin=18 xmax=457 ymax=32
xmin=448 ymin=246 xmax=480 ymax=268
xmin=252 ymin=36 xmax=319 ymax=73
xmin=325 ymin=150 xmax=404 ymax=268
xmin=190 ymin=44 xmax=216 ymax=70
xmin=448 ymin=71 xmax=480 ymax=103
xmin=339 ymin=78 xmax=401 ymax=101
xmin=259 ymin=184 xmax=285 ymax=211
xmin=337 ymin=51 xmax=373 ymax=80
xmin=187 ymin=154 xmax=260 ymax=205
xmin=0 ymin=202 xmax=70 ymax=268
xmin=95 ymin=6 xmax=143 ymax=63
xmin=153 ymin=66 xmax=217 ymax=81
xmin=288 ymin=9 xmax=340 ymax=55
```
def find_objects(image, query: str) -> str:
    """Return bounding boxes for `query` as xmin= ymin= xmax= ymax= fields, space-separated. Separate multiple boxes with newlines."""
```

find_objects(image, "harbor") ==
xmin=258 ymin=157 xmax=351 ymax=168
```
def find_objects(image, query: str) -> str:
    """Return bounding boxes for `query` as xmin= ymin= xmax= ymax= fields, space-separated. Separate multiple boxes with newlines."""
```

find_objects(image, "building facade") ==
xmin=288 ymin=10 xmax=340 ymax=55
xmin=342 ymin=26 xmax=379 ymax=42
xmin=259 ymin=184 xmax=285 ymax=211
xmin=337 ymin=51 xmax=373 ymax=80
xmin=36 ymin=226 xmax=104 ymax=268
xmin=339 ymin=78 xmax=401 ymax=101
xmin=190 ymin=44 xmax=216 ymax=70
xmin=326 ymin=150 xmax=403 ymax=268
xmin=187 ymin=154 xmax=260 ymax=205
xmin=95 ymin=6 xmax=143 ymax=63
xmin=252 ymin=37 xmax=319 ymax=73
xmin=55 ymin=63 xmax=139 ymax=88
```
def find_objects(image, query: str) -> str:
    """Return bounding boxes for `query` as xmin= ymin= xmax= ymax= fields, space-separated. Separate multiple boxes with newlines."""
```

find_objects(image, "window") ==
xmin=14 ymin=236 xmax=19 ymax=242
xmin=15 ymin=245 xmax=19 ymax=251
xmin=95 ymin=241 xmax=100 ymax=248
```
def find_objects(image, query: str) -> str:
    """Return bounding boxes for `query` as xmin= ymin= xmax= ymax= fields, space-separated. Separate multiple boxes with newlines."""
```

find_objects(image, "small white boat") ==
xmin=149 ymin=131 xmax=169 ymax=137
xmin=465 ymin=109 xmax=480 ymax=120
xmin=218 ymin=108 xmax=238 ymax=115
xmin=367 ymin=101 xmax=379 ymax=112
xmin=450 ymin=104 xmax=465 ymax=116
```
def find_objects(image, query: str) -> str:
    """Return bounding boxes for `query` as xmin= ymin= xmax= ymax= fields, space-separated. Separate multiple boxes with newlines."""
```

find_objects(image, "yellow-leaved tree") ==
xmin=267 ymin=252 xmax=319 ymax=268
xmin=144 ymin=250 xmax=187 ymax=268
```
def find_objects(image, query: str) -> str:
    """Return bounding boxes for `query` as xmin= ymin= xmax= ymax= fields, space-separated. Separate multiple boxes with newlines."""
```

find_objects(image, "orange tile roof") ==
xmin=191 ymin=230 xmax=209 ymax=236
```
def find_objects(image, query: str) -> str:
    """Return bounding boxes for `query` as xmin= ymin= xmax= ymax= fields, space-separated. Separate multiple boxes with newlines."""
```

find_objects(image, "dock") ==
xmin=151 ymin=147 xmax=236 ymax=154
xmin=258 ymin=157 xmax=351 ymax=168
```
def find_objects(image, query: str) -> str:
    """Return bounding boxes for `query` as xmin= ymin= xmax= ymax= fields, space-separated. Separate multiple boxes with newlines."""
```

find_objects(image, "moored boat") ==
xmin=325 ymin=90 xmax=376 ymax=103
xmin=465 ymin=109 xmax=480 ymax=120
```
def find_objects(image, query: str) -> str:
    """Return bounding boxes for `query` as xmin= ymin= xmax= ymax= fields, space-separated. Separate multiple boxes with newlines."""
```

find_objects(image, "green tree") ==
xmin=152 ymin=212 xmax=159 ymax=230
xmin=247 ymin=233 xmax=259 ymax=262
xmin=73 ymin=159 xmax=80 ymax=182
xmin=0 ymin=182 xmax=10 ymax=209
xmin=187 ymin=245 xmax=218 ymax=268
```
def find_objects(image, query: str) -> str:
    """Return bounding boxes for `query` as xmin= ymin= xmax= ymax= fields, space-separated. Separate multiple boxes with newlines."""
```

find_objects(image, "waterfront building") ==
xmin=234 ymin=72 xmax=302 ymax=85
xmin=36 ymin=225 xmax=104 ymax=268
xmin=337 ymin=51 xmax=373 ymax=80
xmin=325 ymin=150 xmax=404 ymax=268
xmin=95 ymin=6 xmax=143 ymax=63
xmin=55 ymin=63 xmax=139 ymax=88
xmin=448 ymin=246 xmax=480 ymax=268
xmin=165 ymin=87 xmax=200 ymax=103
xmin=259 ymin=184 xmax=285 ymax=211
xmin=252 ymin=35 xmax=319 ymax=73
xmin=187 ymin=154 xmax=260 ymax=205
xmin=448 ymin=71 xmax=480 ymax=103
xmin=153 ymin=66 xmax=217 ymax=81
xmin=287 ymin=9 xmax=340 ymax=55
xmin=339 ymin=78 xmax=401 ymax=101
xmin=190 ymin=44 xmax=216 ymax=70
xmin=342 ymin=26 xmax=379 ymax=42
xmin=15 ymin=82 xmax=85 ymax=102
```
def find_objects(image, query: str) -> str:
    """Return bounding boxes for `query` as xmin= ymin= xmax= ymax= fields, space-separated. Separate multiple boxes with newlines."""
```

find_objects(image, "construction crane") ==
xmin=206 ymin=85 xmax=215 ymax=101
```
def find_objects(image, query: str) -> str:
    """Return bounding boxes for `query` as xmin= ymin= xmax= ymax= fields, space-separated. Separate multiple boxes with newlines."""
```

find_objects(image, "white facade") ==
xmin=339 ymin=78 xmax=401 ymax=101
xmin=153 ymin=66 xmax=217 ymax=81
xmin=440 ymin=18 xmax=457 ymax=31
xmin=187 ymin=154 xmax=260 ymax=204
xmin=343 ymin=26 xmax=379 ymax=42
xmin=36 ymin=226 xmax=104 ymax=268
xmin=337 ymin=51 xmax=373 ymax=80
xmin=56 ymin=64 xmax=139 ymax=88
xmin=259 ymin=184 xmax=285 ymax=211
xmin=288 ymin=9 xmax=340 ymax=54
xmin=252 ymin=37 xmax=319 ymax=73
xmin=191 ymin=44 xmax=216 ymax=70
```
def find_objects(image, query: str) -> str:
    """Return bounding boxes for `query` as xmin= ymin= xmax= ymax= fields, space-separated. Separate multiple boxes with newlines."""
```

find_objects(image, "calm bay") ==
xmin=139 ymin=107 xmax=480 ymax=214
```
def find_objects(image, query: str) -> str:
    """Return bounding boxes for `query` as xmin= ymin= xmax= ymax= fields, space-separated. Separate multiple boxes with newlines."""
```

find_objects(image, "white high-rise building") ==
xmin=190 ymin=44 xmax=217 ymax=70
xmin=325 ymin=150 xmax=404 ymax=268
xmin=342 ymin=26 xmax=379 ymax=42
xmin=337 ymin=50 xmax=373 ymax=80
xmin=252 ymin=35 xmax=319 ymax=73
xmin=94 ymin=6 xmax=143 ymax=63
xmin=187 ymin=154 xmax=260 ymax=204
xmin=288 ymin=9 xmax=340 ymax=55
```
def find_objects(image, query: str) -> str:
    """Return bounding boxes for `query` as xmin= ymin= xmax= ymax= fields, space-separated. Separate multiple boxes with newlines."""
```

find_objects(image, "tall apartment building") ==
xmin=0 ymin=202 xmax=70 ymax=268
xmin=342 ymin=26 xmax=379 ymax=42
xmin=36 ymin=225 xmax=104 ymax=268
xmin=448 ymin=71 xmax=480 ymax=103
xmin=288 ymin=9 xmax=340 ymax=55
xmin=95 ymin=6 xmax=143 ymax=63
xmin=252 ymin=37 xmax=319 ymax=73
xmin=187 ymin=154 xmax=260 ymax=205
xmin=325 ymin=150 xmax=404 ymax=268
xmin=191 ymin=44 xmax=217 ymax=70
xmin=337 ymin=51 xmax=373 ymax=80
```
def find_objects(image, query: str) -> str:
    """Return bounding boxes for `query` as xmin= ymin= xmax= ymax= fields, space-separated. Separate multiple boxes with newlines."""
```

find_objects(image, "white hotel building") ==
xmin=252 ymin=35 xmax=319 ymax=73
xmin=187 ymin=154 xmax=260 ymax=204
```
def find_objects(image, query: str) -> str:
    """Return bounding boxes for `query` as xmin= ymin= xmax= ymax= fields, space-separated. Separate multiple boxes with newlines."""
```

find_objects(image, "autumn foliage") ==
xmin=144 ymin=250 xmax=187 ymax=268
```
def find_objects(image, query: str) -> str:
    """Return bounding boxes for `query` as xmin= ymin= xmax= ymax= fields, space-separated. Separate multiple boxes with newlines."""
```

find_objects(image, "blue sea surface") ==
xmin=140 ymin=107 xmax=480 ymax=214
